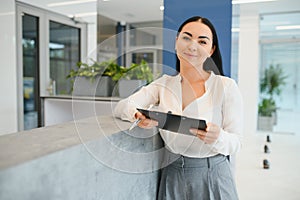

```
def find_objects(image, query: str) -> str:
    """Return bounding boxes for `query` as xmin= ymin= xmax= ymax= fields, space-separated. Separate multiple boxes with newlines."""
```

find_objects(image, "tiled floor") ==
xmin=235 ymin=110 xmax=300 ymax=200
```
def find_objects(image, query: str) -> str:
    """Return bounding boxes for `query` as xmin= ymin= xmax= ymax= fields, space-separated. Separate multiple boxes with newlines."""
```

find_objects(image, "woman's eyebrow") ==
xmin=183 ymin=31 xmax=193 ymax=37
xmin=198 ymin=36 xmax=210 ymax=40
xmin=182 ymin=32 xmax=210 ymax=40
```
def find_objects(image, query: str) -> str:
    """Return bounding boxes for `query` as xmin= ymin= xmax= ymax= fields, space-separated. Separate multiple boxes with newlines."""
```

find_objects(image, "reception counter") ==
xmin=0 ymin=115 xmax=165 ymax=200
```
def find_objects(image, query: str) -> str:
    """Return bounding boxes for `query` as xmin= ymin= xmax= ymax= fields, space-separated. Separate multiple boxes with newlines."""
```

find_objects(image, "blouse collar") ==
xmin=175 ymin=71 xmax=216 ymax=90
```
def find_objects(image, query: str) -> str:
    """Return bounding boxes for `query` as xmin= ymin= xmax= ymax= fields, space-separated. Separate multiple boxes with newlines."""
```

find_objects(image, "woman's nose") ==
xmin=187 ymin=40 xmax=198 ymax=51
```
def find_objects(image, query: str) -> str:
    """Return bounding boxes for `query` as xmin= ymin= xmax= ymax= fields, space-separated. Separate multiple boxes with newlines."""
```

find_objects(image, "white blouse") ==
xmin=114 ymin=72 xmax=243 ymax=158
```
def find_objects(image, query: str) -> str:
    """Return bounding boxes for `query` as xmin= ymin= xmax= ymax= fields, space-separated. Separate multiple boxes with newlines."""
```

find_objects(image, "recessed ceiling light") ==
xmin=160 ymin=5 xmax=165 ymax=11
xmin=276 ymin=25 xmax=300 ymax=30
xmin=48 ymin=0 xmax=97 ymax=7
xmin=232 ymin=0 xmax=277 ymax=4
xmin=69 ymin=12 xmax=97 ymax=18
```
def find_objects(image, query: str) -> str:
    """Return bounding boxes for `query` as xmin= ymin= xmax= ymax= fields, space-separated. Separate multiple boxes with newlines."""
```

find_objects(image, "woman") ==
xmin=114 ymin=16 xmax=243 ymax=200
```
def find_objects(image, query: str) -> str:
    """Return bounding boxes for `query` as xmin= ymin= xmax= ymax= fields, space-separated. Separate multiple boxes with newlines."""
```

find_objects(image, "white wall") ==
xmin=238 ymin=5 xmax=260 ymax=135
xmin=0 ymin=0 xmax=18 ymax=135
xmin=83 ymin=15 xmax=97 ymax=61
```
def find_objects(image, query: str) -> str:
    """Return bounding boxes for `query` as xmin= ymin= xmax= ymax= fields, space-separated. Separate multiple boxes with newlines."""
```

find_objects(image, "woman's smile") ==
xmin=184 ymin=52 xmax=197 ymax=58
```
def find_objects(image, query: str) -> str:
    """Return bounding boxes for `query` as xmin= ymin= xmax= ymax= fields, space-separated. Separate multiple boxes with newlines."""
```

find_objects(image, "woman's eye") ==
xmin=183 ymin=36 xmax=191 ymax=41
xmin=199 ymin=40 xmax=207 ymax=45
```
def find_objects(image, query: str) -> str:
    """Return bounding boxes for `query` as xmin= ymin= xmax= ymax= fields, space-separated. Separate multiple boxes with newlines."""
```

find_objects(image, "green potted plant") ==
xmin=66 ymin=59 xmax=128 ymax=97
xmin=258 ymin=98 xmax=276 ymax=117
xmin=258 ymin=64 xmax=287 ymax=131
xmin=118 ymin=60 xmax=154 ymax=98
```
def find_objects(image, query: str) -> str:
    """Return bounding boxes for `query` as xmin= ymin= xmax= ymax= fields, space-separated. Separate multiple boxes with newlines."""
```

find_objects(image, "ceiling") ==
xmin=19 ymin=0 xmax=300 ymax=22
xmin=19 ymin=0 xmax=300 ymax=39
xmin=97 ymin=0 xmax=163 ymax=23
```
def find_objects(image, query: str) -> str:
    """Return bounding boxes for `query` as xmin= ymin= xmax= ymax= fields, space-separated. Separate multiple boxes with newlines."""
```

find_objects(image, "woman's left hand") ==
xmin=189 ymin=122 xmax=220 ymax=144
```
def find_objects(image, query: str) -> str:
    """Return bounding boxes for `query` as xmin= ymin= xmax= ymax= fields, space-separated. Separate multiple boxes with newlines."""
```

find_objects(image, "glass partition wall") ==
xmin=97 ymin=15 xmax=163 ymax=76
xmin=97 ymin=0 xmax=164 ymax=76
xmin=259 ymin=12 xmax=300 ymax=132
xmin=260 ymin=42 xmax=300 ymax=111
xmin=126 ymin=22 xmax=163 ymax=77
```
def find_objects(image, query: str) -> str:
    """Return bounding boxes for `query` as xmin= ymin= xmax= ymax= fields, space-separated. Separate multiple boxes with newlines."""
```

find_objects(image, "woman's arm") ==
xmin=212 ymin=79 xmax=244 ymax=155
xmin=189 ymin=79 xmax=243 ymax=155
xmin=114 ymin=80 xmax=160 ymax=122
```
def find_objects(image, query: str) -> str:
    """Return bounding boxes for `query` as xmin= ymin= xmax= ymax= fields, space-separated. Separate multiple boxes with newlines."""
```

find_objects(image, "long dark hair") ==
xmin=176 ymin=16 xmax=224 ymax=76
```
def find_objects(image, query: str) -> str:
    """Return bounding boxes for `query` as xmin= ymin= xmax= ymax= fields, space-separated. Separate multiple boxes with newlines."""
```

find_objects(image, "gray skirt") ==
xmin=157 ymin=154 xmax=239 ymax=200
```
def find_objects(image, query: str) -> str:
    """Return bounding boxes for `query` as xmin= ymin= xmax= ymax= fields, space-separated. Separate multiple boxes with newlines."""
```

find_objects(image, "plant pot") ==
xmin=257 ymin=115 xmax=274 ymax=131
xmin=72 ymin=76 xmax=116 ymax=97
xmin=118 ymin=79 xmax=147 ymax=98
xmin=272 ymin=111 xmax=277 ymax=125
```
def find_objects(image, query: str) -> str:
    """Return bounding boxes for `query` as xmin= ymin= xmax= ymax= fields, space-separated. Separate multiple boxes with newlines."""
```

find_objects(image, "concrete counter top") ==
xmin=41 ymin=95 xmax=122 ymax=102
xmin=0 ymin=116 xmax=164 ymax=199
xmin=0 ymin=116 xmax=133 ymax=170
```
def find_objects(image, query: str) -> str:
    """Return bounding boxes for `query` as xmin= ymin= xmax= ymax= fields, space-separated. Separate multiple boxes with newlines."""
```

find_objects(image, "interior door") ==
xmin=17 ymin=2 xmax=87 ymax=131
xmin=21 ymin=13 xmax=41 ymax=130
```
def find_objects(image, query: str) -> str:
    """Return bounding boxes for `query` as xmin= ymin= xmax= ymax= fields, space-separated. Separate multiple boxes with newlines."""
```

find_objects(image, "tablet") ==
xmin=137 ymin=108 xmax=207 ymax=135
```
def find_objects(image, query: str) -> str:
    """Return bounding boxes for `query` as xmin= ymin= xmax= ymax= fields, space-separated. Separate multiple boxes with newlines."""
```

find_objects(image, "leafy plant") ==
xmin=122 ymin=60 xmax=154 ymax=83
xmin=66 ymin=59 xmax=154 ymax=94
xmin=258 ymin=64 xmax=287 ymax=116
xmin=260 ymin=64 xmax=287 ymax=99
xmin=66 ymin=59 xmax=128 ymax=82
xmin=66 ymin=59 xmax=154 ymax=82
xmin=258 ymin=98 xmax=276 ymax=117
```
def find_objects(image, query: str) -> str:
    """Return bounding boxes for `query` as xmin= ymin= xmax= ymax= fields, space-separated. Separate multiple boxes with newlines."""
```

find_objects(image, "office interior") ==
xmin=0 ymin=0 xmax=299 ymax=199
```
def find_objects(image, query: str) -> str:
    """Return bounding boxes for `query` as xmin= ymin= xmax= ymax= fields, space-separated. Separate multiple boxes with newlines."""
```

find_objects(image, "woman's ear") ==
xmin=209 ymin=45 xmax=216 ymax=56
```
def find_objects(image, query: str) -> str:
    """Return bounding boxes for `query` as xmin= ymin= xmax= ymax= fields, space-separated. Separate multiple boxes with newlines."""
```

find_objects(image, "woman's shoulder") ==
xmin=216 ymin=74 xmax=238 ymax=87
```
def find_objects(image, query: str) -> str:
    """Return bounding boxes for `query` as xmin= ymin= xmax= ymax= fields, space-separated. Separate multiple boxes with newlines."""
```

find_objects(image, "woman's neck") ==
xmin=180 ymin=65 xmax=210 ymax=83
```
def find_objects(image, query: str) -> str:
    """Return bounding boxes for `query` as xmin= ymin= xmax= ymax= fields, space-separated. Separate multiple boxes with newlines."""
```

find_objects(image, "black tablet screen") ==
xmin=137 ymin=108 xmax=207 ymax=135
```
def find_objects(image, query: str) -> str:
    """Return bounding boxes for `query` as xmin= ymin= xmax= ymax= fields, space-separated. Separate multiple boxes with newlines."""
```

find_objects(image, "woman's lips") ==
xmin=184 ymin=52 xmax=197 ymax=58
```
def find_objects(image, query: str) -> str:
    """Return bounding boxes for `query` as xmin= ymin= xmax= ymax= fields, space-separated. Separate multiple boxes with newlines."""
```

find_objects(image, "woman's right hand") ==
xmin=135 ymin=112 xmax=158 ymax=129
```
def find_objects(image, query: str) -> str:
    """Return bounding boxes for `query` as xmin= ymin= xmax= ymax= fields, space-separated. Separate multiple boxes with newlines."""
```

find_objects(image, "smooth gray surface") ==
xmin=0 ymin=116 xmax=130 ymax=169
xmin=0 ymin=116 xmax=165 ymax=200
